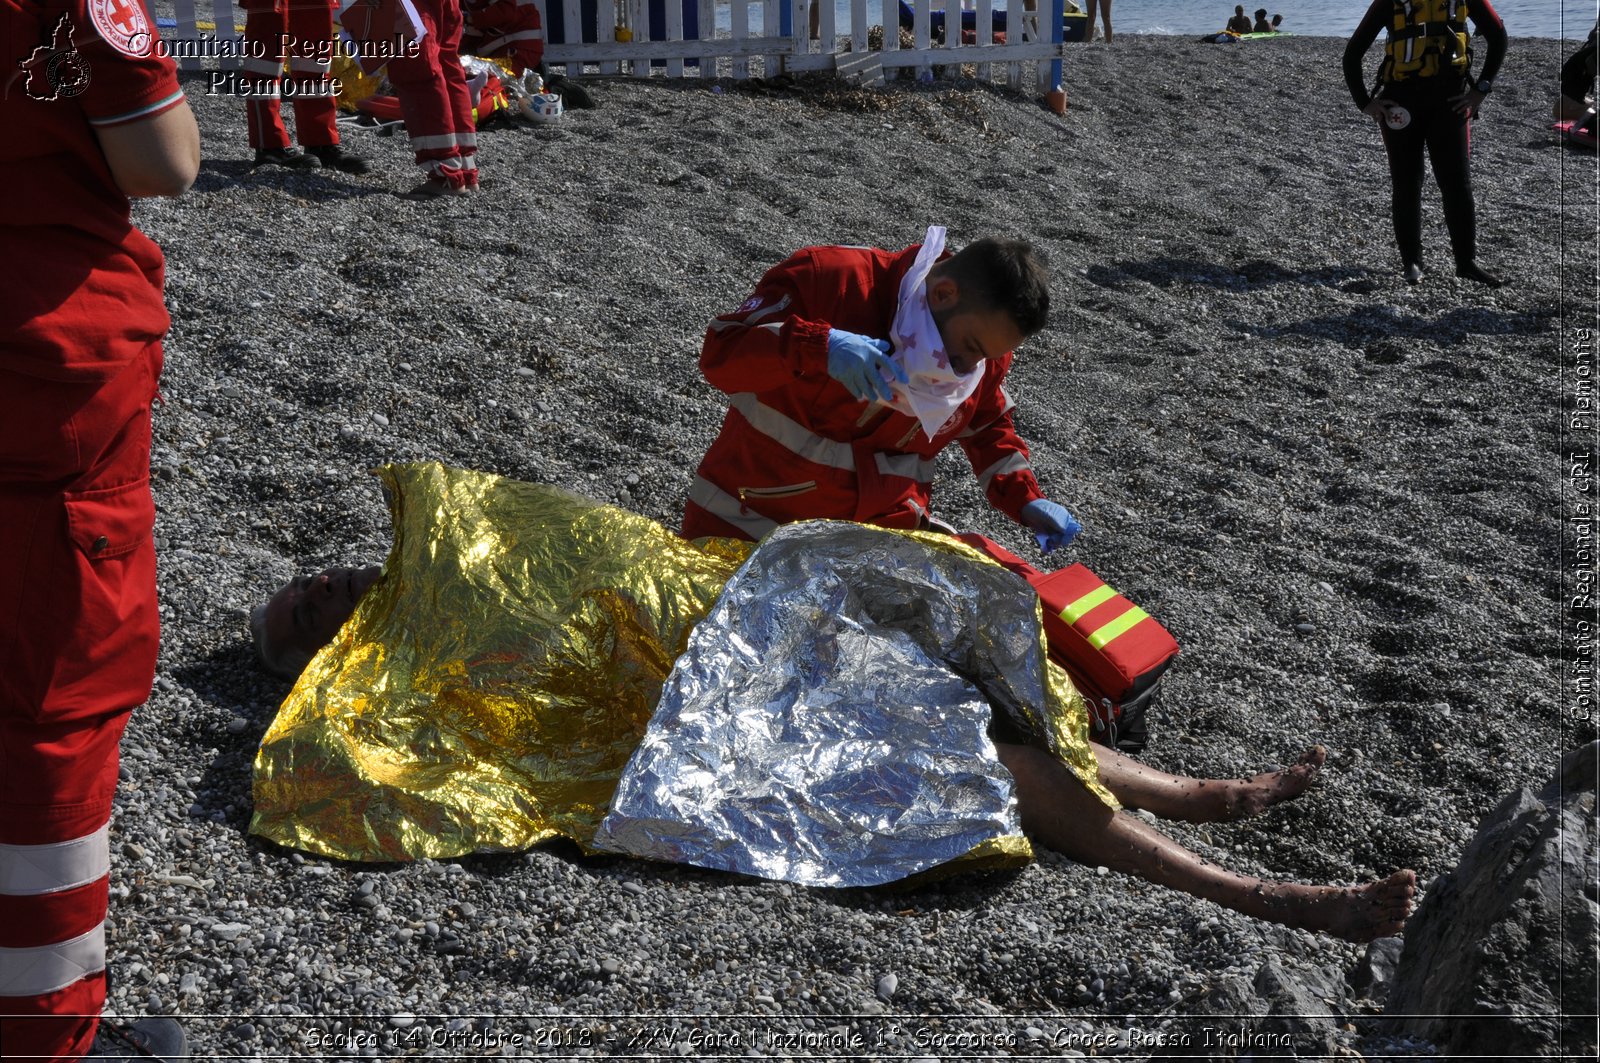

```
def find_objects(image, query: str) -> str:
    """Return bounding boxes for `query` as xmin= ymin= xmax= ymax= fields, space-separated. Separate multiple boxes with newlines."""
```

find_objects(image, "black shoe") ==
xmin=545 ymin=74 xmax=597 ymax=109
xmin=401 ymin=175 xmax=470 ymax=200
xmin=308 ymin=144 xmax=371 ymax=175
xmin=1455 ymin=261 xmax=1505 ymax=288
xmin=1402 ymin=261 xmax=1424 ymax=285
xmin=253 ymin=147 xmax=321 ymax=170
xmin=85 ymin=1017 xmax=187 ymax=1061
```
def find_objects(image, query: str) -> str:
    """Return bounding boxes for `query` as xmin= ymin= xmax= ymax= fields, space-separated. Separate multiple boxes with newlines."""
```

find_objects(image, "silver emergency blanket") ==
xmin=594 ymin=520 xmax=1099 ymax=887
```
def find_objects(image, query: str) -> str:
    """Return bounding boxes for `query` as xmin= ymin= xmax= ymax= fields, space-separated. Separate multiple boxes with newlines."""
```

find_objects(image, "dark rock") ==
xmin=1385 ymin=742 xmax=1599 ymax=1058
xmin=1347 ymin=936 xmax=1403 ymax=1002
xmin=1149 ymin=975 xmax=1261 ymax=1059
xmin=1253 ymin=960 xmax=1342 ymax=1057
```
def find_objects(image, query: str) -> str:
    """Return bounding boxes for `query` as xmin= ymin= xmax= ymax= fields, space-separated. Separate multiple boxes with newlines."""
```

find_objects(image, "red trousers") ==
xmin=387 ymin=0 xmax=478 ymax=186
xmin=0 ymin=347 xmax=162 ymax=1062
xmin=241 ymin=0 xmax=340 ymax=150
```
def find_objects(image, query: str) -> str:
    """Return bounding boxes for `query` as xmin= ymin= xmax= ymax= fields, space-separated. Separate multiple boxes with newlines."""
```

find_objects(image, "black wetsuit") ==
xmin=1343 ymin=0 xmax=1508 ymax=271
xmin=1562 ymin=19 xmax=1599 ymax=135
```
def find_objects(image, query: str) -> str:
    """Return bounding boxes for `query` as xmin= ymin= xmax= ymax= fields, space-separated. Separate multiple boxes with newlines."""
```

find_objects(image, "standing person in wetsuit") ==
xmin=1344 ymin=0 xmax=1508 ymax=287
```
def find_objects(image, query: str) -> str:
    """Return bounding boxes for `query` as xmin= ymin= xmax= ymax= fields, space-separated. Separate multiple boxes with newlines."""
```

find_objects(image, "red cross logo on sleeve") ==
xmin=88 ymin=0 xmax=154 ymax=58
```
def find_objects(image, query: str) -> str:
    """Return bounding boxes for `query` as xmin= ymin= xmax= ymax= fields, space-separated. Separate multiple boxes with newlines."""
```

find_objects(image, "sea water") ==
xmin=711 ymin=0 xmax=1594 ymax=40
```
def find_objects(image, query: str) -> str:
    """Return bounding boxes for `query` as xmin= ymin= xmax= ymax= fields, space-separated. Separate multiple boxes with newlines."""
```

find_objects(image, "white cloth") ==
xmin=882 ymin=226 xmax=984 ymax=441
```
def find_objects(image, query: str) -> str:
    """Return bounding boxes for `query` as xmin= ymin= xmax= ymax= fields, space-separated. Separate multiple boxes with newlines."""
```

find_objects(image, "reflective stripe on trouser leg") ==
xmin=245 ymin=85 xmax=290 ymax=151
xmin=0 ymin=922 xmax=106 ymax=997
xmin=0 ymin=349 xmax=161 ymax=1062
xmin=242 ymin=6 xmax=289 ymax=150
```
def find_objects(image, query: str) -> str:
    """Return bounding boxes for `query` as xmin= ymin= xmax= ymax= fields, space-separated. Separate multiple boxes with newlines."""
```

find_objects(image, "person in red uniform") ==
xmin=386 ymin=0 xmax=480 ymax=197
xmin=459 ymin=0 xmax=543 ymax=75
xmin=1 ymin=1 xmax=198 ymax=1059
xmin=1343 ymin=0 xmax=1508 ymax=286
xmin=682 ymin=233 xmax=1083 ymax=555
xmin=239 ymin=0 xmax=368 ymax=172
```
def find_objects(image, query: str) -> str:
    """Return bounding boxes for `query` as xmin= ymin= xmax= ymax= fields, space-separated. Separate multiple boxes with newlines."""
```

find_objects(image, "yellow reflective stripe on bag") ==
xmin=1060 ymin=584 xmax=1116 ymax=625
xmin=1087 ymin=606 xmax=1151 ymax=651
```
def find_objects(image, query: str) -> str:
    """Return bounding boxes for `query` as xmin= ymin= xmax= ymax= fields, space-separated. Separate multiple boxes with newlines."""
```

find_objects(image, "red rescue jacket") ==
xmin=683 ymin=244 xmax=1046 ymax=541
xmin=460 ymin=0 xmax=545 ymax=74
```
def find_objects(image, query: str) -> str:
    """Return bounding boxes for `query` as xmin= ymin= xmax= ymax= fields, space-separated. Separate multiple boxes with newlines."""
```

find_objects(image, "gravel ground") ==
xmin=105 ymin=27 xmax=1594 ymax=1059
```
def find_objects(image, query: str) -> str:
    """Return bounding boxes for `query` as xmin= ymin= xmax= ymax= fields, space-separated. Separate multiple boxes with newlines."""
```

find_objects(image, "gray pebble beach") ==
xmin=109 ymin=25 xmax=1594 ymax=1059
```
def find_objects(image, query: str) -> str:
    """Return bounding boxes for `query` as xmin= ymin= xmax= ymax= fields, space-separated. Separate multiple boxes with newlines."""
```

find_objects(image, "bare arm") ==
xmin=92 ymin=99 xmax=200 ymax=199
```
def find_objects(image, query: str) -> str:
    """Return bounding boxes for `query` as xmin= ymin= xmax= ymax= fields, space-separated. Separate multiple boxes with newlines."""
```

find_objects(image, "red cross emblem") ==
xmin=88 ymin=0 xmax=153 ymax=58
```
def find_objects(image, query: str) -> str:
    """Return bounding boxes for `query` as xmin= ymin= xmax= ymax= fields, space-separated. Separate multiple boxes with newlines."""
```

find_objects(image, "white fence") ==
xmin=165 ymin=0 xmax=1067 ymax=94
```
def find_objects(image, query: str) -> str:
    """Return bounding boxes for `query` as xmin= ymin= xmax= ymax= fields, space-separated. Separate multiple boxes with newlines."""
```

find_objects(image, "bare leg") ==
xmin=1084 ymin=0 xmax=1099 ymax=42
xmin=997 ymin=743 xmax=1415 ymax=942
xmin=1101 ymin=0 xmax=1112 ymax=41
xmin=1095 ymin=744 xmax=1326 ymax=823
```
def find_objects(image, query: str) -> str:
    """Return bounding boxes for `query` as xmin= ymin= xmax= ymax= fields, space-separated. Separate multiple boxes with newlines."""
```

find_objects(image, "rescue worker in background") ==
xmin=386 ymin=0 xmax=480 ymax=197
xmin=240 ymin=0 xmax=368 ymax=172
xmin=460 ymin=0 xmax=544 ymax=75
xmin=682 ymin=230 xmax=1084 ymax=556
xmin=1344 ymin=0 xmax=1508 ymax=287
xmin=1555 ymin=18 xmax=1597 ymax=149
xmin=1 ymin=1 xmax=199 ymax=1059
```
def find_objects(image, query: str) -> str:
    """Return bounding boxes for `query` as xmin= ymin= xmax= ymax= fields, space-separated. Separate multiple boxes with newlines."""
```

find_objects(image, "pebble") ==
xmin=226 ymin=717 xmax=247 ymax=734
xmin=875 ymin=973 xmax=898 ymax=1001
xmin=1296 ymin=622 xmax=1316 ymax=634
xmin=101 ymin=51 xmax=1557 ymax=1063
xmin=371 ymin=412 xmax=390 ymax=426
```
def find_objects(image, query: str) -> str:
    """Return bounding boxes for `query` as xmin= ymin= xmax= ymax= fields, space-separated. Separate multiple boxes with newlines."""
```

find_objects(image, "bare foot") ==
xmin=1096 ymin=745 xmax=1328 ymax=824
xmin=1255 ymin=869 xmax=1417 ymax=942
xmin=1169 ymin=746 xmax=1326 ymax=822
xmin=1219 ymin=745 xmax=1327 ymax=820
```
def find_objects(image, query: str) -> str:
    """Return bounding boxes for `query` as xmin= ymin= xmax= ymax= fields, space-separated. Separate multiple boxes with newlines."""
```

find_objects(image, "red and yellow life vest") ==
xmin=1383 ymin=0 xmax=1471 ymax=82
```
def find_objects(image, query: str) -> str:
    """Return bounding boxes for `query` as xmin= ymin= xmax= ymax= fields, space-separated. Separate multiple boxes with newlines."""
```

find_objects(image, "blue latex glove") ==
xmin=826 ymin=328 xmax=906 ymax=403
xmin=1021 ymin=498 xmax=1082 ymax=554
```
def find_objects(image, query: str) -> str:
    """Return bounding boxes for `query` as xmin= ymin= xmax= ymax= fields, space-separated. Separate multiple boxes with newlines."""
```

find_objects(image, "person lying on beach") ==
xmin=682 ymin=229 xmax=1083 ymax=558
xmin=251 ymin=548 xmax=1416 ymax=943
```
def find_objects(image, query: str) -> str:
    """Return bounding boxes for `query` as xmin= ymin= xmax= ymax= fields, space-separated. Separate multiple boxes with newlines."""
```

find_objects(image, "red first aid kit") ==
xmin=956 ymin=534 xmax=1180 ymax=752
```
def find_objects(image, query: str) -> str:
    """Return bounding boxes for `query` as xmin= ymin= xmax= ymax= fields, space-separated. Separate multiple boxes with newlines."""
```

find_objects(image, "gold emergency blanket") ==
xmin=250 ymin=463 xmax=1110 ymax=871
xmin=250 ymin=463 xmax=748 ymax=860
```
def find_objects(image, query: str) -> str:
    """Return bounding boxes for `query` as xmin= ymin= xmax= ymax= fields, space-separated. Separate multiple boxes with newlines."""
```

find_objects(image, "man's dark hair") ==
xmin=941 ymin=237 xmax=1051 ymax=337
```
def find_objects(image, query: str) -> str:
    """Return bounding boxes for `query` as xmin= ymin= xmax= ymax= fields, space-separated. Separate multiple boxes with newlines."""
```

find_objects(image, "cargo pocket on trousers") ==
xmin=50 ymin=479 xmax=160 ymax=714
xmin=64 ymin=479 xmax=156 ymax=561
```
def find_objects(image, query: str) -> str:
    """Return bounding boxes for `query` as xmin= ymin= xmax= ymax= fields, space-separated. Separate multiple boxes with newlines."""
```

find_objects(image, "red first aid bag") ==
xmin=955 ymin=533 xmax=1180 ymax=752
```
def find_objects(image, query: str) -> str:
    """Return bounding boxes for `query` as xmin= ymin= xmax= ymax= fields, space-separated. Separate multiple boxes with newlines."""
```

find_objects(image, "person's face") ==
xmin=927 ymin=276 xmax=1027 ymax=377
xmin=263 ymin=565 xmax=382 ymax=660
